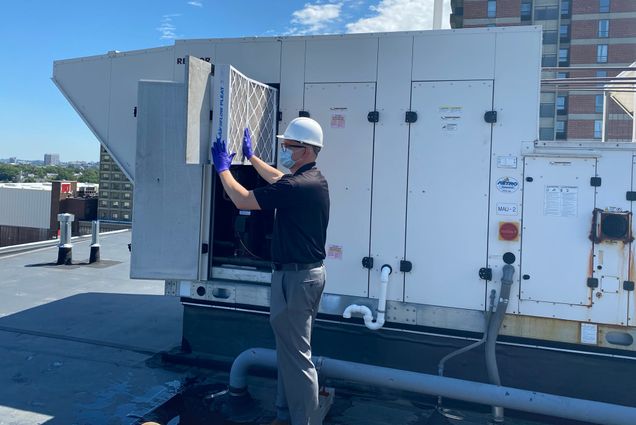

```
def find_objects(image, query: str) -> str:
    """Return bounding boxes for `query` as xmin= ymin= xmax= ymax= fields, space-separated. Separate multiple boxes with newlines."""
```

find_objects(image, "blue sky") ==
xmin=0 ymin=0 xmax=449 ymax=162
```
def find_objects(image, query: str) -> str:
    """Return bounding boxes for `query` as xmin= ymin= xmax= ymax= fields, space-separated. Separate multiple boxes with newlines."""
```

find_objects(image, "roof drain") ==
xmin=226 ymin=347 xmax=636 ymax=425
xmin=342 ymin=264 xmax=392 ymax=330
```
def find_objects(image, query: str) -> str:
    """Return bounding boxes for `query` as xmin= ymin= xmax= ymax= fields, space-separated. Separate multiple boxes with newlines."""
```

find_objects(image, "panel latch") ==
xmin=367 ymin=111 xmax=379 ymax=123
xmin=405 ymin=111 xmax=418 ymax=123
xmin=362 ymin=257 xmax=374 ymax=269
xmin=479 ymin=267 xmax=492 ymax=281
xmin=484 ymin=110 xmax=497 ymax=123
xmin=400 ymin=260 xmax=412 ymax=273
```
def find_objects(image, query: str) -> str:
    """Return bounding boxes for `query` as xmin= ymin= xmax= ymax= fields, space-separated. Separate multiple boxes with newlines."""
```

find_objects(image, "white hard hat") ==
xmin=276 ymin=117 xmax=323 ymax=148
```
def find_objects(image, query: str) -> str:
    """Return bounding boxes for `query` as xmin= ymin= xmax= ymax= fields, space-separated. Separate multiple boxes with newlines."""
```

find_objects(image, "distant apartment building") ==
xmin=98 ymin=146 xmax=133 ymax=222
xmin=44 ymin=153 xmax=60 ymax=165
xmin=450 ymin=0 xmax=636 ymax=141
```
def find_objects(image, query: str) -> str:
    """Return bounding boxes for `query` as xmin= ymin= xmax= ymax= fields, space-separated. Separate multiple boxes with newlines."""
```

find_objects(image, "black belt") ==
xmin=272 ymin=261 xmax=323 ymax=271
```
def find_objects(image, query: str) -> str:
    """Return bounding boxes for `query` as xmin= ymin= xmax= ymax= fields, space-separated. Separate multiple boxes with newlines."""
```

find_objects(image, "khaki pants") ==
xmin=270 ymin=266 xmax=326 ymax=425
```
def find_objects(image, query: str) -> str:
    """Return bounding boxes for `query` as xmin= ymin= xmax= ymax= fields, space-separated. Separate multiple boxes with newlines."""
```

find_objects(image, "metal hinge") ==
xmin=277 ymin=111 xmax=283 ymax=122
xmin=133 ymin=106 xmax=137 ymax=118
xmin=624 ymin=281 xmax=635 ymax=291
xmin=587 ymin=278 xmax=599 ymax=288
xmin=362 ymin=257 xmax=374 ymax=269
xmin=299 ymin=110 xmax=310 ymax=118
xmin=201 ymin=243 xmax=209 ymax=254
xmin=367 ymin=111 xmax=379 ymax=123
xmin=590 ymin=177 xmax=602 ymax=187
xmin=405 ymin=111 xmax=418 ymax=123
xmin=209 ymin=110 xmax=213 ymax=121
xmin=626 ymin=191 xmax=636 ymax=201
xmin=479 ymin=267 xmax=492 ymax=281
xmin=484 ymin=110 xmax=497 ymax=123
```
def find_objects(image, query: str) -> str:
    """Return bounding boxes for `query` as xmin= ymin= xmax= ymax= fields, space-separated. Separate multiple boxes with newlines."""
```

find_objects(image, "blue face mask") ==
xmin=280 ymin=148 xmax=296 ymax=169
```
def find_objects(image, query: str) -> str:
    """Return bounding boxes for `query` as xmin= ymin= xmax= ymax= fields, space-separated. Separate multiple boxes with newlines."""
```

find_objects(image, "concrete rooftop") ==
xmin=0 ymin=230 xmax=584 ymax=425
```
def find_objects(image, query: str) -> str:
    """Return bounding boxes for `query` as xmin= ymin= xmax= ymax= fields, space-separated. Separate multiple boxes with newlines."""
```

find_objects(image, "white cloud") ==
xmin=157 ymin=14 xmax=181 ymax=40
xmin=187 ymin=1 xmax=203 ymax=7
xmin=289 ymin=2 xmax=343 ymax=34
xmin=346 ymin=0 xmax=451 ymax=33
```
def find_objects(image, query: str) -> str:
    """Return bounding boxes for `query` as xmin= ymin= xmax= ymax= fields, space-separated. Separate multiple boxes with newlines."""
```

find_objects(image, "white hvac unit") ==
xmin=53 ymin=27 xmax=636 ymax=394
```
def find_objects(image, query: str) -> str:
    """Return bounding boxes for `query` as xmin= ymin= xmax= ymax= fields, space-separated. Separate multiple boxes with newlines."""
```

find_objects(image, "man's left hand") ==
xmin=211 ymin=137 xmax=236 ymax=173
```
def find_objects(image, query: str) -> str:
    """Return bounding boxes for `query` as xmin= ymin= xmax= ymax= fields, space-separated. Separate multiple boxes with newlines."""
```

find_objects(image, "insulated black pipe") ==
xmin=485 ymin=264 xmax=515 ymax=422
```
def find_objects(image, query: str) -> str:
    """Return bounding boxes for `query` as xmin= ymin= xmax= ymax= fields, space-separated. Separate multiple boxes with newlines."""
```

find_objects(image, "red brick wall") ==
xmin=572 ymin=0 xmax=636 ymax=14
xmin=570 ymin=45 xmax=600 ymax=64
xmin=572 ymin=18 xmax=636 ymax=39
xmin=568 ymin=95 xmax=597 ymax=114
xmin=609 ymin=44 xmax=636 ymax=63
xmin=606 ymin=120 xmax=633 ymax=140
xmin=611 ymin=18 xmax=636 ymax=37
xmin=498 ymin=0 xmax=521 ymax=18
xmin=570 ymin=44 xmax=636 ymax=64
xmin=465 ymin=1 xmax=488 ymax=19
xmin=567 ymin=120 xmax=596 ymax=139
xmin=463 ymin=0 xmax=521 ymax=19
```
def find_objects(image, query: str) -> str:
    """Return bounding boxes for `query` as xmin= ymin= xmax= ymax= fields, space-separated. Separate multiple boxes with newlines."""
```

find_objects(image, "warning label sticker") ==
xmin=327 ymin=244 xmax=343 ymax=260
xmin=544 ymin=186 xmax=578 ymax=217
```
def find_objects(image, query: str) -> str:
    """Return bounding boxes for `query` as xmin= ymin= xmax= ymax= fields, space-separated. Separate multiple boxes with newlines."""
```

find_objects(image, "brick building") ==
xmin=450 ymin=0 xmax=635 ymax=141
xmin=98 ymin=146 xmax=133 ymax=222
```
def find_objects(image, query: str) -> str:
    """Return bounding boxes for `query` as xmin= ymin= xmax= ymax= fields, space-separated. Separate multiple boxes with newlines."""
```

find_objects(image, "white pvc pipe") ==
xmin=343 ymin=265 xmax=392 ymax=330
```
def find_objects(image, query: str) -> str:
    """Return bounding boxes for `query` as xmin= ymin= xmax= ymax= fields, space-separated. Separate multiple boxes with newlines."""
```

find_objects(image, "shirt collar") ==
xmin=294 ymin=162 xmax=316 ymax=175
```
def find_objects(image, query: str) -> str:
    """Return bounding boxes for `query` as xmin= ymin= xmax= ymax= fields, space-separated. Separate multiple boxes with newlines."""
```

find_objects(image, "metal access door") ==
xmin=520 ymin=157 xmax=596 ymax=307
xmin=405 ymin=81 xmax=494 ymax=309
xmin=131 ymin=80 xmax=205 ymax=280
xmin=303 ymin=83 xmax=376 ymax=297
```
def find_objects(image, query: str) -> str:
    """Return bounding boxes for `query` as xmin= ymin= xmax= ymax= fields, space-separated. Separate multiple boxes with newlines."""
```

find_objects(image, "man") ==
xmin=211 ymin=117 xmax=330 ymax=425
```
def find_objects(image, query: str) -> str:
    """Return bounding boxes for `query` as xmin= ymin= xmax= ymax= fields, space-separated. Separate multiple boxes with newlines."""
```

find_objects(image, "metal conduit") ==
xmin=229 ymin=348 xmax=636 ymax=425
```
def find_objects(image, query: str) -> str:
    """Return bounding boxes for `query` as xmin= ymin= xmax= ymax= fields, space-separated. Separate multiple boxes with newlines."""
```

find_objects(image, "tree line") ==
xmin=0 ymin=164 xmax=99 ymax=184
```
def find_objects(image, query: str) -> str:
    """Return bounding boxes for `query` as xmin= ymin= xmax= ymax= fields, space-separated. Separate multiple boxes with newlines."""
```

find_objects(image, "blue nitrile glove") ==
xmin=211 ymin=137 xmax=236 ymax=173
xmin=243 ymin=127 xmax=254 ymax=160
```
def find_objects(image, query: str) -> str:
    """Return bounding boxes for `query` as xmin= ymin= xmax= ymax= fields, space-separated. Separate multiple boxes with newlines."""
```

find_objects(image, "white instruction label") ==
xmin=497 ymin=156 xmax=518 ymax=169
xmin=440 ymin=106 xmax=462 ymax=132
xmin=544 ymin=186 xmax=578 ymax=217
xmin=331 ymin=114 xmax=346 ymax=128
xmin=580 ymin=323 xmax=598 ymax=345
xmin=496 ymin=203 xmax=520 ymax=216
xmin=327 ymin=244 xmax=343 ymax=260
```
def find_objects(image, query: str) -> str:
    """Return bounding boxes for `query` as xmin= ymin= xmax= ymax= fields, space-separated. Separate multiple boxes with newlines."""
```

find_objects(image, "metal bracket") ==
xmin=400 ymin=260 xmax=412 ymax=273
xmin=362 ymin=257 xmax=374 ymax=269
xmin=299 ymin=110 xmax=310 ymax=118
xmin=405 ymin=111 xmax=418 ymax=123
xmin=479 ymin=267 xmax=492 ymax=281
xmin=484 ymin=110 xmax=497 ymax=123
xmin=590 ymin=177 xmax=602 ymax=187
xmin=367 ymin=111 xmax=379 ymax=123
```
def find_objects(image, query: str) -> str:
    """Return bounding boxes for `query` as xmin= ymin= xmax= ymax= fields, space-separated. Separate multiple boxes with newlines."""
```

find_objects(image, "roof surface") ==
xmin=0 ymin=231 xmax=578 ymax=425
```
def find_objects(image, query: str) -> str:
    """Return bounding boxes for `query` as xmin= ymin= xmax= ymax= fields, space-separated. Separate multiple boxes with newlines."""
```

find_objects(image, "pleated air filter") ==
xmin=212 ymin=64 xmax=278 ymax=165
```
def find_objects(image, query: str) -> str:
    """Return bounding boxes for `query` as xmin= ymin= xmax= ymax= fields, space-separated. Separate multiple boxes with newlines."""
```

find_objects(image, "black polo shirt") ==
xmin=253 ymin=162 xmax=330 ymax=264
